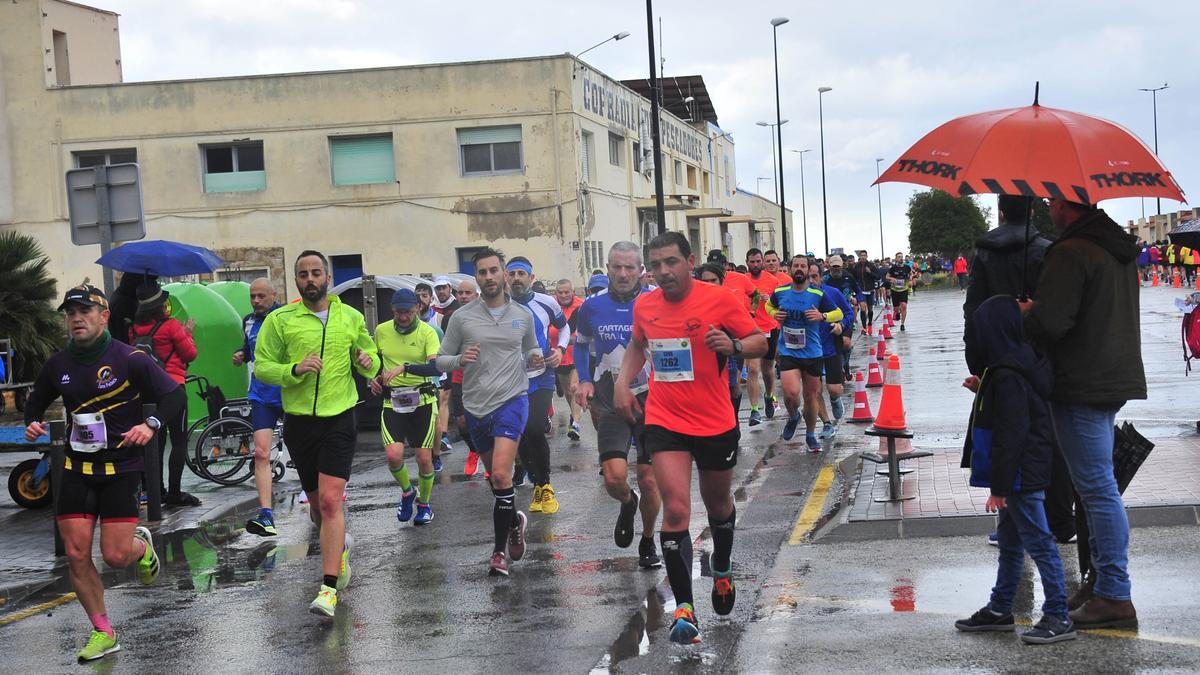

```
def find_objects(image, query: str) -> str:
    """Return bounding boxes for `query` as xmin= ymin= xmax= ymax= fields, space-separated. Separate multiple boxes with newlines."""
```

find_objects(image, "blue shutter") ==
xmin=331 ymin=135 xmax=395 ymax=186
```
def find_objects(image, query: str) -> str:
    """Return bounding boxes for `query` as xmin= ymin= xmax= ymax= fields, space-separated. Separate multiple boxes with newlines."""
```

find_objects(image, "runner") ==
xmin=885 ymin=252 xmax=913 ymax=331
xmin=436 ymin=247 xmax=542 ymax=576
xmin=368 ymin=288 xmax=441 ymax=526
xmin=23 ymin=284 xmax=182 ymax=661
xmin=767 ymin=255 xmax=845 ymax=451
xmin=236 ymin=278 xmax=284 ymax=536
xmin=413 ymin=282 xmax=447 ymax=472
xmin=506 ymin=256 xmax=569 ymax=515
xmin=550 ymin=278 xmax=585 ymax=441
xmin=809 ymin=263 xmax=856 ymax=439
xmin=822 ymin=255 xmax=862 ymax=379
xmin=574 ymin=241 xmax=663 ymax=568
xmin=744 ymin=248 xmax=783 ymax=425
xmin=254 ymin=250 xmax=378 ymax=618
xmin=449 ymin=279 xmax=485 ymax=477
xmin=851 ymin=251 xmax=879 ymax=334
xmin=614 ymin=232 xmax=767 ymax=644
xmin=432 ymin=276 xmax=459 ymax=457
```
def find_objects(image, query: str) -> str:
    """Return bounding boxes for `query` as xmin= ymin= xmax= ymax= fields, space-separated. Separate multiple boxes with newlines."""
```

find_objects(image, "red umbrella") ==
xmin=875 ymin=87 xmax=1186 ymax=205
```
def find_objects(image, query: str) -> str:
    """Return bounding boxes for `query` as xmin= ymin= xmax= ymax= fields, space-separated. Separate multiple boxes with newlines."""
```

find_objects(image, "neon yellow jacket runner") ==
xmin=254 ymin=295 xmax=378 ymax=417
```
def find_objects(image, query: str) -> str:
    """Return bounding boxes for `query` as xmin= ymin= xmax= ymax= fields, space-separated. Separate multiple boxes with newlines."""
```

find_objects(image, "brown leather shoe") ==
xmin=1067 ymin=573 xmax=1095 ymax=612
xmin=1069 ymin=596 xmax=1138 ymax=629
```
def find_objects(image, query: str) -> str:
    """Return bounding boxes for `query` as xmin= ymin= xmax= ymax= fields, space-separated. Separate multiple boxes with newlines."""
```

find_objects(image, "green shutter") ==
xmin=331 ymin=135 xmax=395 ymax=186
xmin=457 ymin=126 xmax=521 ymax=146
xmin=204 ymin=170 xmax=266 ymax=193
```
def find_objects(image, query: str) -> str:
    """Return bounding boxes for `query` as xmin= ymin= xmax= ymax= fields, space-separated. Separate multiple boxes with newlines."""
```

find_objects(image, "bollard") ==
xmin=143 ymin=404 xmax=162 ymax=522
xmin=49 ymin=420 xmax=66 ymax=557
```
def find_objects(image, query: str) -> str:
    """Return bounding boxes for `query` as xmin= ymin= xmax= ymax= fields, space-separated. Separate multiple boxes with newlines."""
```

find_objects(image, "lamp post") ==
xmin=577 ymin=31 xmax=631 ymax=58
xmin=818 ymin=86 xmax=832 ymax=256
xmin=755 ymin=120 xmax=788 ymax=203
xmin=875 ymin=158 xmax=886 ymax=260
xmin=1138 ymin=82 xmax=1168 ymax=217
xmin=643 ymin=2 xmax=666 ymax=236
xmin=770 ymin=17 xmax=790 ymax=256
xmin=790 ymin=149 xmax=811 ymax=254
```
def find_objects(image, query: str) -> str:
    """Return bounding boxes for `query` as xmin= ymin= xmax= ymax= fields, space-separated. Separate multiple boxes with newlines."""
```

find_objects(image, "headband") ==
xmin=506 ymin=260 xmax=533 ymax=275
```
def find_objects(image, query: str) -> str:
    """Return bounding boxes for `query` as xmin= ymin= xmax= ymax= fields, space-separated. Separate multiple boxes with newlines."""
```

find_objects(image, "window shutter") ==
xmin=331 ymin=136 xmax=395 ymax=186
xmin=457 ymin=126 xmax=522 ymax=145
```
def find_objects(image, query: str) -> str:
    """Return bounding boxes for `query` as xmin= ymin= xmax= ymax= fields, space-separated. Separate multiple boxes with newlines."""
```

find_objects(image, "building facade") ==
xmin=1127 ymin=208 xmax=1200 ymax=243
xmin=0 ymin=0 xmax=789 ymax=298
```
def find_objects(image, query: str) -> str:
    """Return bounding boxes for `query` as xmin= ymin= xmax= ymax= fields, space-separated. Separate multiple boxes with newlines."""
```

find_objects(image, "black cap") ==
xmin=706 ymin=249 xmax=727 ymax=264
xmin=135 ymin=282 xmax=170 ymax=311
xmin=58 ymin=284 xmax=109 ymax=311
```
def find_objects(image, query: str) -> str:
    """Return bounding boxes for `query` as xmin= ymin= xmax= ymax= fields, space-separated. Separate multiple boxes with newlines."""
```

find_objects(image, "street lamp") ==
xmin=577 ymin=31 xmax=631 ymax=58
xmin=818 ymin=86 xmax=832 ymax=256
xmin=1138 ymin=82 xmax=1169 ymax=217
xmin=770 ymin=16 xmax=790 ymax=256
xmin=757 ymin=177 xmax=774 ymax=195
xmin=756 ymin=120 xmax=789 ymax=203
xmin=875 ymin=158 xmax=886 ymax=260
xmin=790 ymin=149 xmax=811 ymax=254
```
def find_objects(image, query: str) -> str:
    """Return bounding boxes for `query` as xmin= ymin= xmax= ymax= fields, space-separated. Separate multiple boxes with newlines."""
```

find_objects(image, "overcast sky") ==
xmin=102 ymin=0 xmax=1198 ymax=255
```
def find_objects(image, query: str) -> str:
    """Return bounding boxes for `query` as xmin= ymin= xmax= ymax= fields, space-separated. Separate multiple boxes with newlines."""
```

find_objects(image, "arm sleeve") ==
xmin=406 ymin=361 xmax=441 ymax=377
xmin=819 ymin=291 xmax=844 ymax=323
xmin=22 ymin=364 xmax=58 ymax=426
xmin=987 ymin=372 xmax=1030 ymax=497
xmin=1024 ymin=246 xmax=1087 ymax=347
xmin=253 ymin=312 xmax=304 ymax=387
xmin=435 ymin=312 xmax=464 ymax=373
xmin=765 ymin=290 xmax=781 ymax=318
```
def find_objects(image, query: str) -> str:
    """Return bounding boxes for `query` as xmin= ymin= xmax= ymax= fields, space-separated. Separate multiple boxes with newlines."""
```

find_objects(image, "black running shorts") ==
xmin=55 ymin=469 xmax=140 ymax=524
xmin=283 ymin=409 xmax=357 ymax=492
xmin=641 ymin=424 xmax=739 ymax=471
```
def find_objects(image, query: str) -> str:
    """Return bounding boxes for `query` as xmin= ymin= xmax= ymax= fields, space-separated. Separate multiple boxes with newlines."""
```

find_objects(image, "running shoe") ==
xmin=614 ymin=490 xmax=639 ymax=548
xmin=805 ymin=433 xmax=822 ymax=453
xmin=638 ymin=537 xmax=662 ymax=569
xmin=711 ymin=567 xmax=736 ymax=616
xmin=954 ymin=606 xmax=1015 ymax=632
xmin=568 ymin=421 xmax=582 ymax=441
xmin=539 ymin=484 xmax=560 ymax=515
xmin=669 ymin=603 xmax=701 ymax=644
xmin=782 ymin=413 xmax=801 ymax=441
xmin=309 ymin=585 xmax=338 ymax=617
xmin=489 ymin=551 xmax=509 ymax=577
xmin=987 ymin=531 xmax=999 ymax=546
xmin=748 ymin=410 xmax=763 ymax=427
xmin=432 ymin=455 xmax=444 ymax=473
xmin=831 ymin=397 xmax=845 ymax=422
xmin=245 ymin=514 xmax=277 ymax=537
xmin=441 ymin=433 xmax=453 ymax=453
xmin=507 ymin=511 xmax=528 ymax=561
xmin=900 ymin=324 xmax=906 ymax=332
xmin=298 ymin=490 xmax=309 ymax=504
xmin=414 ymin=502 xmax=434 ymax=525
xmin=464 ymin=450 xmax=480 ymax=477
xmin=764 ymin=397 xmax=777 ymax=419
xmin=818 ymin=422 xmax=836 ymax=440
xmin=529 ymin=484 xmax=544 ymax=512
xmin=1021 ymin=616 xmax=1077 ymax=644
xmin=77 ymin=629 xmax=120 ymax=662
xmin=513 ymin=465 xmax=528 ymax=487
xmin=397 ymin=487 xmax=416 ymax=522
xmin=133 ymin=526 xmax=159 ymax=585
xmin=337 ymin=532 xmax=353 ymax=590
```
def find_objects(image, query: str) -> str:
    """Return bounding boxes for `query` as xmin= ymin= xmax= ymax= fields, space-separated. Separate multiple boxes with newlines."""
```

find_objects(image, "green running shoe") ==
xmin=77 ymin=629 xmax=120 ymax=661
xmin=336 ymin=532 xmax=353 ymax=591
xmin=133 ymin=526 xmax=159 ymax=585
xmin=309 ymin=585 xmax=337 ymax=617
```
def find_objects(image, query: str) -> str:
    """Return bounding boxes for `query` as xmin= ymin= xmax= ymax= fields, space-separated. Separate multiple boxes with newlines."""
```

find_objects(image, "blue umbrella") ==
xmin=96 ymin=240 xmax=224 ymax=277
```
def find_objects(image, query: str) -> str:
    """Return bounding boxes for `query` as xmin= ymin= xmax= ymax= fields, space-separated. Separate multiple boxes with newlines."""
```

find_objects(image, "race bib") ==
xmin=390 ymin=387 xmax=422 ymax=414
xmin=892 ymin=279 xmax=907 ymax=291
xmin=70 ymin=412 xmax=108 ymax=453
xmin=782 ymin=325 xmax=806 ymax=350
xmin=649 ymin=338 xmax=694 ymax=382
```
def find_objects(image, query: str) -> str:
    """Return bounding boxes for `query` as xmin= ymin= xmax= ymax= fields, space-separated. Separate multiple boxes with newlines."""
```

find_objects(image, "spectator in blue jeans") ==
xmin=958 ymin=295 xmax=1074 ymax=644
xmin=1022 ymin=198 xmax=1145 ymax=629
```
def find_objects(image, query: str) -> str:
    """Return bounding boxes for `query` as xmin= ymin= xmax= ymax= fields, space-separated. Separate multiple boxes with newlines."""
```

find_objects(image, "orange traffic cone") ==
xmin=1195 ymin=275 xmax=1200 ymax=291
xmin=887 ymin=309 xmax=896 ymax=328
xmin=1152 ymin=273 xmax=1160 ymax=287
xmin=876 ymin=333 xmax=888 ymax=360
xmin=847 ymin=370 xmax=875 ymax=423
xmin=1173 ymin=271 xmax=1182 ymax=288
xmin=882 ymin=320 xmax=894 ymax=340
xmin=866 ymin=357 xmax=884 ymax=388
xmin=871 ymin=355 xmax=908 ymax=432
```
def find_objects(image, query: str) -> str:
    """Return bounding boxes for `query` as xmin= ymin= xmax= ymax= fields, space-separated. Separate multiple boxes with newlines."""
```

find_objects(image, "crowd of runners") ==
xmin=21 ymin=239 xmax=928 ymax=659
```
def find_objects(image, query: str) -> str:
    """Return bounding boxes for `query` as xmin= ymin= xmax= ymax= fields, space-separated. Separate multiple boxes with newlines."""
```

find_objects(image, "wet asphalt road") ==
xmin=2 ymin=285 xmax=1198 ymax=672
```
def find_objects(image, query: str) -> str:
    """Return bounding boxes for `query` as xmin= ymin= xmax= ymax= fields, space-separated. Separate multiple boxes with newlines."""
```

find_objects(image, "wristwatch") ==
xmin=145 ymin=416 xmax=162 ymax=431
xmin=732 ymin=339 xmax=743 ymax=356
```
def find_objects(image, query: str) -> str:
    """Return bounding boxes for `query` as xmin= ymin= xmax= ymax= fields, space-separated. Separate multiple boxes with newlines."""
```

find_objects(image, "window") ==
xmin=330 ymin=134 xmax=395 ymax=186
xmin=703 ymin=170 xmax=711 ymax=195
xmin=687 ymin=165 xmax=698 ymax=190
xmin=674 ymin=160 xmax=683 ymax=186
xmin=458 ymin=126 xmax=522 ymax=176
xmin=584 ymin=240 xmax=606 ymax=271
xmin=608 ymin=132 xmax=624 ymax=167
xmin=330 ymin=254 xmax=363 ymax=285
xmin=723 ymin=155 xmax=730 ymax=194
xmin=202 ymin=141 xmax=266 ymax=193
xmin=52 ymin=30 xmax=70 ymax=86
xmin=580 ymin=131 xmax=595 ymax=183
xmin=74 ymin=148 xmax=137 ymax=168
xmin=632 ymin=141 xmax=642 ymax=172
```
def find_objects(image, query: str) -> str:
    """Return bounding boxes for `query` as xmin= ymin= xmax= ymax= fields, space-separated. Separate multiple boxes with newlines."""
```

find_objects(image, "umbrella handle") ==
xmin=1020 ymin=195 xmax=1033 ymax=299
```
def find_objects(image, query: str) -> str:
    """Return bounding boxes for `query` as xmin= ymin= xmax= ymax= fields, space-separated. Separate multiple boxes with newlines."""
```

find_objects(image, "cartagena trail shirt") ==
xmin=574 ymin=290 xmax=650 ymax=393
xmin=436 ymin=298 xmax=540 ymax=417
xmin=242 ymin=306 xmax=283 ymax=408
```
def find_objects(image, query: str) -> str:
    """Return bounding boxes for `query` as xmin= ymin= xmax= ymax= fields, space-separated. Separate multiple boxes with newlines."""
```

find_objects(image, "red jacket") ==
xmin=129 ymin=318 xmax=197 ymax=384
xmin=954 ymin=257 xmax=969 ymax=274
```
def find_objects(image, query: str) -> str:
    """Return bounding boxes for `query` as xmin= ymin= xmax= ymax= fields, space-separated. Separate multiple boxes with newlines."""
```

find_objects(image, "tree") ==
xmin=0 ymin=231 xmax=66 ymax=382
xmin=906 ymin=189 xmax=989 ymax=258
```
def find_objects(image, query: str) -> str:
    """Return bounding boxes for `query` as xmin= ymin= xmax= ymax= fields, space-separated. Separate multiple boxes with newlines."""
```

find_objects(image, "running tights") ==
xmin=518 ymin=388 xmax=554 ymax=486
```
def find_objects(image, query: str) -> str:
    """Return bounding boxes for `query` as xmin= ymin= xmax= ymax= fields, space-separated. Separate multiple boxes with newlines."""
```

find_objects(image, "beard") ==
xmin=302 ymin=280 xmax=329 ymax=302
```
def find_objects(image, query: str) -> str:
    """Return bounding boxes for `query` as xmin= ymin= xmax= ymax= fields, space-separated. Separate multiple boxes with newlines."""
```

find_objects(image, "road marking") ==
xmin=788 ymin=464 xmax=835 ymax=545
xmin=1086 ymin=628 xmax=1200 ymax=649
xmin=0 ymin=593 xmax=77 ymax=626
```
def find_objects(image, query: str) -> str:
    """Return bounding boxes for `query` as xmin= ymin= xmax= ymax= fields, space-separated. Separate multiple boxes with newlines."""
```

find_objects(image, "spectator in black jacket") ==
xmin=107 ymin=273 xmax=157 ymax=345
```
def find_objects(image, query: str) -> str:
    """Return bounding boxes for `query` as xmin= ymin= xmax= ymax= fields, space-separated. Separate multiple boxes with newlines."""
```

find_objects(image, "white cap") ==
xmin=827 ymin=254 xmax=844 ymax=267
xmin=433 ymin=275 xmax=453 ymax=288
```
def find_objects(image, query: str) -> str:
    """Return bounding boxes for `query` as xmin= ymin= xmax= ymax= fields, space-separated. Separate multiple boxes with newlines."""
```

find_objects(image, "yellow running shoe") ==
xmin=539 ymin=483 xmax=559 ymax=515
xmin=529 ymin=484 xmax=543 ymax=513
xmin=309 ymin=584 xmax=337 ymax=617
xmin=77 ymin=629 xmax=120 ymax=661
xmin=336 ymin=532 xmax=353 ymax=591
xmin=133 ymin=526 xmax=159 ymax=585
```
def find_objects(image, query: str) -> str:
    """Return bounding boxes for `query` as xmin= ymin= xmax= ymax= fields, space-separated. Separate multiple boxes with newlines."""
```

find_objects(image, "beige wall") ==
xmin=41 ymin=0 xmax=122 ymax=87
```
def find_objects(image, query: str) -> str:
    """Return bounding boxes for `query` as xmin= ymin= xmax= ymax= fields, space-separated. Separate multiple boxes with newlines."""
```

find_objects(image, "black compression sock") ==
xmin=323 ymin=574 xmax=338 ymax=589
xmin=660 ymin=530 xmax=694 ymax=607
xmin=492 ymin=487 xmax=515 ymax=552
xmin=709 ymin=507 xmax=736 ymax=572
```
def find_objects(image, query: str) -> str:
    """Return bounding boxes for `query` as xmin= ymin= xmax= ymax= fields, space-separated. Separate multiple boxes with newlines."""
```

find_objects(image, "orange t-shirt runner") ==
xmin=548 ymin=295 xmax=583 ymax=367
xmin=722 ymin=270 xmax=756 ymax=314
xmin=633 ymin=281 xmax=759 ymax=437
xmin=746 ymin=270 xmax=785 ymax=334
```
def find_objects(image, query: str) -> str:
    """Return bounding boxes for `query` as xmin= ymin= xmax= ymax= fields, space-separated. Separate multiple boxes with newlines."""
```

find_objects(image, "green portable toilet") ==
xmin=164 ymin=283 xmax=247 ymax=426
xmin=208 ymin=281 xmax=253 ymax=320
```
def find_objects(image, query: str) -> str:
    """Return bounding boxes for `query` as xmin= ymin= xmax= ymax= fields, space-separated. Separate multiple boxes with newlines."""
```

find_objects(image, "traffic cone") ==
xmin=870 ymin=355 xmax=908 ymax=432
xmin=876 ymin=333 xmax=888 ymax=360
xmin=1195 ymin=275 xmax=1200 ymax=291
xmin=887 ymin=309 xmax=896 ymax=328
xmin=882 ymin=320 xmax=894 ymax=340
xmin=847 ymin=370 xmax=875 ymax=423
xmin=1173 ymin=271 xmax=1182 ymax=288
xmin=866 ymin=357 xmax=884 ymax=388
xmin=1152 ymin=273 xmax=1160 ymax=287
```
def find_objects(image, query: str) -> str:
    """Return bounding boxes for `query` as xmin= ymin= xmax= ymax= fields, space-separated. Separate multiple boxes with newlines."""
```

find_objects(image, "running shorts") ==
xmin=465 ymin=395 xmax=529 ymax=455
xmin=593 ymin=376 xmax=651 ymax=465
xmin=250 ymin=400 xmax=284 ymax=432
xmin=641 ymin=424 xmax=739 ymax=471
xmin=822 ymin=354 xmax=845 ymax=385
xmin=763 ymin=328 xmax=781 ymax=361
xmin=55 ymin=469 xmax=140 ymax=524
xmin=283 ymin=409 xmax=357 ymax=492
xmin=380 ymin=403 xmax=438 ymax=449
xmin=890 ymin=289 xmax=909 ymax=305
xmin=778 ymin=355 xmax=824 ymax=377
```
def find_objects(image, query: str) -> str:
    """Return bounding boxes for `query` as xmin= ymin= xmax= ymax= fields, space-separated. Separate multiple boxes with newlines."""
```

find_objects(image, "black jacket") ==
xmin=1024 ymin=209 xmax=1147 ymax=406
xmin=963 ymin=222 xmax=1050 ymax=375
xmin=961 ymin=296 xmax=1055 ymax=496
xmin=108 ymin=273 xmax=157 ymax=345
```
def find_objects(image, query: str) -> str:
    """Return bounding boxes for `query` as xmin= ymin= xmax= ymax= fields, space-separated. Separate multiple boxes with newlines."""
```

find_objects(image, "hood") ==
xmin=972 ymin=295 xmax=1052 ymax=396
xmin=1055 ymin=208 xmax=1139 ymax=264
xmin=976 ymin=223 xmax=1047 ymax=253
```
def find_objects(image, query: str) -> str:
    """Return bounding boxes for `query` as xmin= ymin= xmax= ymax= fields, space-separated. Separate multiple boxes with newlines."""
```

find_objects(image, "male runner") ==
xmin=235 ymin=278 xmax=284 ymax=536
xmin=574 ymin=241 xmax=663 ymax=568
xmin=413 ymin=282 xmax=447 ymax=472
xmin=506 ymin=256 xmax=569 ymax=514
xmin=809 ymin=263 xmax=856 ymax=439
xmin=885 ymin=252 xmax=913 ymax=331
xmin=768 ymin=256 xmax=844 ymax=451
xmin=449 ymin=280 xmax=485 ymax=476
xmin=24 ymin=284 xmax=183 ymax=661
xmin=614 ymin=232 xmax=766 ymax=644
xmin=369 ymin=289 xmax=441 ymax=526
xmin=822 ymin=255 xmax=862 ymax=378
xmin=432 ymin=276 xmax=459 ymax=457
xmin=551 ymin=278 xmax=584 ymax=441
xmin=851 ymin=251 xmax=879 ymax=334
xmin=254 ymin=250 xmax=378 ymax=618
xmin=744 ymin=248 xmax=782 ymax=425
xmin=436 ymin=248 xmax=542 ymax=576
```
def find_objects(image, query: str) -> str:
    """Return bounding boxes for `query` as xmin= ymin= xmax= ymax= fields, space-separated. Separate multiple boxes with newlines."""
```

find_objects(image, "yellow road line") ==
xmin=788 ymin=464 xmax=835 ymax=545
xmin=0 ymin=593 xmax=77 ymax=626
xmin=1086 ymin=628 xmax=1200 ymax=649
